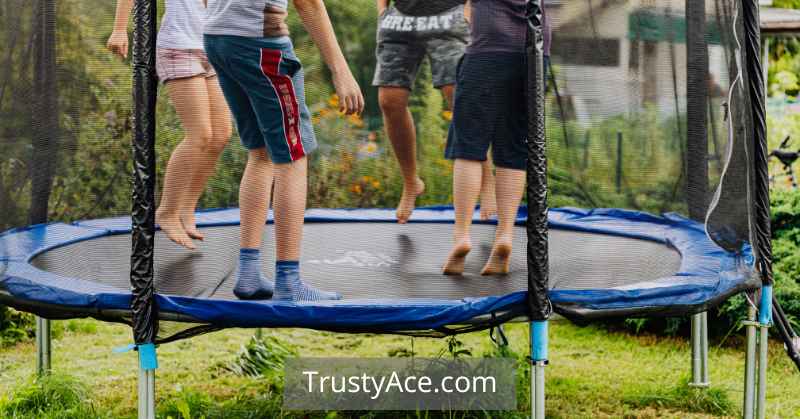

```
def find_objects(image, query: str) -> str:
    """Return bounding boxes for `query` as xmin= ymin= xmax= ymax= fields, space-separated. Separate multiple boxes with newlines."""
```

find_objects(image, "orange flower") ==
xmin=442 ymin=110 xmax=453 ymax=121
xmin=328 ymin=94 xmax=340 ymax=108
xmin=348 ymin=113 xmax=365 ymax=128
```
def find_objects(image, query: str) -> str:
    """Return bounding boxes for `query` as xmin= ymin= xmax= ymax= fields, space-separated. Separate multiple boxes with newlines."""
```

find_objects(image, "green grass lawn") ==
xmin=1 ymin=319 xmax=798 ymax=418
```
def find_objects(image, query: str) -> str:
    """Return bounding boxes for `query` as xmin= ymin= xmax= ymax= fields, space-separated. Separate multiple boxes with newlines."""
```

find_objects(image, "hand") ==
xmin=332 ymin=70 xmax=364 ymax=115
xmin=107 ymin=30 xmax=129 ymax=59
xmin=378 ymin=6 xmax=387 ymax=16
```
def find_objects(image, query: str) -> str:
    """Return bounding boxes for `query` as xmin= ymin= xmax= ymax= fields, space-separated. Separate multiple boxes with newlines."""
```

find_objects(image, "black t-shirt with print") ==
xmin=393 ymin=0 xmax=465 ymax=16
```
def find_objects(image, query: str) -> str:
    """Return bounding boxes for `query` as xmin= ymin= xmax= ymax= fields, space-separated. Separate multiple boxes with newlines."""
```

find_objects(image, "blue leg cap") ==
xmin=759 ymin=285 xmax=773 ymax=326
xmin=138 ymin=343 xmax=159 ymax=371
xmin=531 ymin=321 xmax=549 ymax=361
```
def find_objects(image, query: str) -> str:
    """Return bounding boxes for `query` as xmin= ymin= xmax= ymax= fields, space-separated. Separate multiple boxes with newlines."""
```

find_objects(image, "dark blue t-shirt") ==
xmin=466 ymin=0 xmax=551 ymax=55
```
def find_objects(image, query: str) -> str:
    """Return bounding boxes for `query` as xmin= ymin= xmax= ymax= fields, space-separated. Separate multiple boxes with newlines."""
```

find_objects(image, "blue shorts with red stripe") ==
xmin=204 ymin=35 xmax=316 ymax=163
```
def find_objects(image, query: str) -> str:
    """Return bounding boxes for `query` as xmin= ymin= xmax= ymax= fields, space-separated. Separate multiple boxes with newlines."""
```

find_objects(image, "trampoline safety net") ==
xmin=0 ymin=0 xmax=760 ymax=342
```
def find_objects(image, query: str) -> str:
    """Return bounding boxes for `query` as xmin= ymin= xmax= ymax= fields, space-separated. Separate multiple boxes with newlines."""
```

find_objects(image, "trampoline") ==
xmin=0 ymin=207 xmax=758 ymax=338
xmin=0 ymin=0 xmax=785 ymax=417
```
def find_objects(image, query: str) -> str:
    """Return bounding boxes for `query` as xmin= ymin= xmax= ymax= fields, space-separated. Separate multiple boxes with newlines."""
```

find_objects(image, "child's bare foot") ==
xmin=182 ymin=213 xmax=205 ymax=241
xmin=156 ymin=209 xmax=196 ymax=250
xmin=481 ymin=240 xmax=512 ymax=276
xmin=479 ymin=189 xmax=497 ymax=221
xmin=397 ymin=178 xmax=425 ymax=224
xmin=443 ymin=240 xmax=472 ymax=275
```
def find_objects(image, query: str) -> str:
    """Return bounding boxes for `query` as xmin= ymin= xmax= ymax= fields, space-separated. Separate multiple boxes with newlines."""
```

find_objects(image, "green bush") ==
xmin=713 ymin=190 xmax=800 ymax=335
xmin=623 ymin=377 xmax=735 ymax=416
xmin=770 ymin=190 xmax=800 ymax=325
xmin=0 ymin=373 xmax=104 ymax=418
xmin=614 ymin=188 xmax=800 ymax=338
xmin=159 ymin=389 xmax=214 ymax=419
xmin=0 ymin=307 xmax=34 ymax=347
xmin=223 ymin=335 xmax=298 ymax=385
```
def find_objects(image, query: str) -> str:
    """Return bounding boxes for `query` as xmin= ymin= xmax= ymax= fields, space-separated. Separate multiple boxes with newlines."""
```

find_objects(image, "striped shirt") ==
xmin=204 ymin=0 xmax=290 ymax=37
xmin=157 ymin=0 xmax=206 ymax=50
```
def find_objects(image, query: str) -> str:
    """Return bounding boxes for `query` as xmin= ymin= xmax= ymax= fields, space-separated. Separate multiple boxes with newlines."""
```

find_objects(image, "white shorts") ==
xmin=155 ymin=48 xmax=216 ymax=82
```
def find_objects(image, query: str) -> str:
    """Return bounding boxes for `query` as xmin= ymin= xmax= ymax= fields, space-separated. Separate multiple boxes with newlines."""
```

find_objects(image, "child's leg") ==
xmin=234 ymin=148 xmax=275 ymax=299
xmin=272 ymin=158 xmax=306 ymax=261
xmin=479 ymin=158 xmax=497 ymax=220
xmin=271 ymin=157 xmax=340 ymax=301
xmin=156 ymin=76 xmax=215 ymax=249
xmin=240 ymin=148 xmax=274 ymax=249
xmin=208 ymin=35 xmax=334 ymax=300
xmin=481 ymin=167 xmax=525 ymax=275
xmin=179 ymin=76 xmax=233 ymax=240
xmin=443 ymin=158 xmax=483 ymax=275
xmin=379 ymin=87 xmax=425 ymax=224
xmin=441 ymin=84 xmax=496 ymax=221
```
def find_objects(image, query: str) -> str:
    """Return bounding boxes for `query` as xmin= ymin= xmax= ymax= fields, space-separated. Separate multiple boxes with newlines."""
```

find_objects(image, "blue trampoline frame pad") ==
xmin=0 ymin=207 xmax=757 ymax=331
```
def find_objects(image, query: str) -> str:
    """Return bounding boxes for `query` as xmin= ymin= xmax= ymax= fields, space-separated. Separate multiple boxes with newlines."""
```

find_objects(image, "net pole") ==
xmin=685 ymin=4 xmax=712 ymax=387
xmin=525 ymin=0 xmax=549 ymax=329
xmin=131 ymin=0 xmax=159 ymax=417
xmin=743 ymin=0 xmax=772 ymax=290
xmin=31 ymin=0 xmax=58 ymax=379
xmin=686 ymin=0 xmax=710 ymax=220
xmin=742 ymin=0 xmax=771 ymax=415
xmin=526 ymin=1 xmax=549 ymax=418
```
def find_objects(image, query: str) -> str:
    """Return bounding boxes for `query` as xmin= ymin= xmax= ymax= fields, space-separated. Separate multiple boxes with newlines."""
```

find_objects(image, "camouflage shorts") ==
xmin=372 ymin=5 xmax=469 ymax=89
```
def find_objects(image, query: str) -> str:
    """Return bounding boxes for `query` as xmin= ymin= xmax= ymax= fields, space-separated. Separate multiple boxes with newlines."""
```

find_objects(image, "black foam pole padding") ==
xmin=686 ymin=0 xmax=710 ymax=222
xmin=742 ymin=0 xmax=773 ymax=285
xmin=131 ymin=0 xmax=159 ymax=345
xmin=526 ymin=0 xmax=551 ymax=321
xmin=29 ymin=0 xmax=59 ymax=226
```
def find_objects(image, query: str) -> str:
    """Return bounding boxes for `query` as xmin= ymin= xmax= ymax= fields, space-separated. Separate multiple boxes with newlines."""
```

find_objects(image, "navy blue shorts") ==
xmin=445 ymin=52 xmax=527 ymax=170
xmin=204 ymin=35 xmax=316 ymax=163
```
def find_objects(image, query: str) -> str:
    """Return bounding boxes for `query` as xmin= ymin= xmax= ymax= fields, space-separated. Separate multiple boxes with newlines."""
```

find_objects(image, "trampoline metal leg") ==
xmin=701 ymin=312 xmax=709 ymax=384
xmin=532 ymin=361 xmax=546 ymax=419
xmin=755 ymin=286 xmax=772 ymax=419
xmin=138 ymin=367 xmax=155 ymax=419
xmin=35 ymin=317 xmax=51 ymax=376
xmin=756 ymin=325 xmax=768 ymax=419
xmin=743 ymin=306 xmax=757 ymax=419
xmin=690 ymin=312 xmax=709 ymax=387
xmin=530 ymin=321 xmax=548 ymax=419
